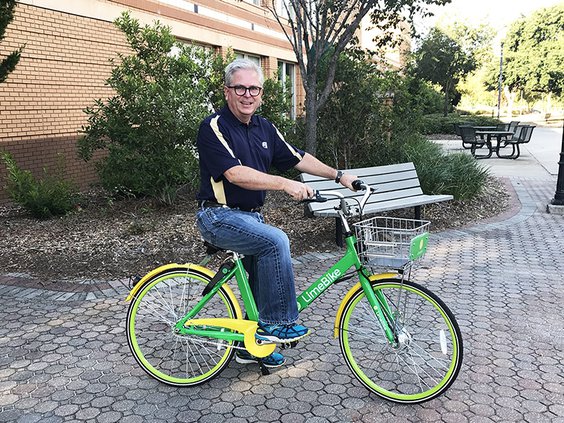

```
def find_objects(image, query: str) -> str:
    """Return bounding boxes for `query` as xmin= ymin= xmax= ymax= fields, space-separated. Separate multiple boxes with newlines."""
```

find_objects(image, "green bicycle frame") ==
xmin=296 ymin=235 xmax=396 ymax=342
xmin=176 ymin=232 xmax=398 ymax=344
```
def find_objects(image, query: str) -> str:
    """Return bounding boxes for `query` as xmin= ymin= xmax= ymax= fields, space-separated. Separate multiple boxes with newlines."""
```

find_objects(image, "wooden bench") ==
xmin=300 ymin=162 xmax=453 ymax=246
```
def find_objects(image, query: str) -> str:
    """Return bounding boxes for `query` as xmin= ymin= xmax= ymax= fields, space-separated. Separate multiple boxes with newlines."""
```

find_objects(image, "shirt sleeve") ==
xmin=271 ymin=124 xmax=305 ymax=172
xmin=197 ymin=116 xmax=241 ymax=180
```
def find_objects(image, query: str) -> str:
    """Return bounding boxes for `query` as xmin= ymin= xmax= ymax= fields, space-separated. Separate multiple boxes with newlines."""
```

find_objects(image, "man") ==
xmin=196 ymin=59 xmax=357 ymax=368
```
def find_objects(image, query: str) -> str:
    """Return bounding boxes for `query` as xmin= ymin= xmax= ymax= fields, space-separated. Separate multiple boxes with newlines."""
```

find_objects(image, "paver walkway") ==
xmin=1 ymin=173 xmax=563 ymax=422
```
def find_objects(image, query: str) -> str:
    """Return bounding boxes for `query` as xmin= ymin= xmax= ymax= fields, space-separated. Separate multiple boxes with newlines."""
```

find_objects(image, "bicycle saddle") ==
xmin=203 ymin=240 xmax=227 ymax=255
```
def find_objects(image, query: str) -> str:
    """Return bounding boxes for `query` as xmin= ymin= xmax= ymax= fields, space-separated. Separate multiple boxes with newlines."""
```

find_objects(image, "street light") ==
xmin=497 ymin=42 xmax=504 ymax=119
xmin=550 ymin=120 xmax=564 ymax=207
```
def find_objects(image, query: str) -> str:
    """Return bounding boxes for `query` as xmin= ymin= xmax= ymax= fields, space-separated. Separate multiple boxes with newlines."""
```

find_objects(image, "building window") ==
xmin=235 ymin=52 xmax=261 ymax=66
xmin=275 ymin=0 xmax=293 ymax=20
xmin=278 ymin=60 xmax=296 ymax=119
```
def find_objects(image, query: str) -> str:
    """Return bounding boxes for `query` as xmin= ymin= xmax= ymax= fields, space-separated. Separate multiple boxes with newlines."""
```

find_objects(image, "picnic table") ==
xmin=473 ymin=129 xmax=515 ymax=159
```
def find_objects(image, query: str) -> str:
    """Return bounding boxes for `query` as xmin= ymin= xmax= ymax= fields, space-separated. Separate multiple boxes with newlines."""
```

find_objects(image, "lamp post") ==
xmin=550 ymin=120 xmax=564 ymax=206
xmin=497 ymin=42 xmax=504 ymax=119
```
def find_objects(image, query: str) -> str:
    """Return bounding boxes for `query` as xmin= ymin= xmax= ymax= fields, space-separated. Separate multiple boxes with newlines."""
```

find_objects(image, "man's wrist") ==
xmin=335 ymin=170 xmax=344 ymax=184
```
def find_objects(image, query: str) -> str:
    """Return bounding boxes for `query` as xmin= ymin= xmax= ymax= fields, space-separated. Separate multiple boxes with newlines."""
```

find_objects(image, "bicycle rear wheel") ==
xmin=126 ymin=267 xmax=238 ymax=386
xmin=339 ymin=278 xmax=463 ymax=403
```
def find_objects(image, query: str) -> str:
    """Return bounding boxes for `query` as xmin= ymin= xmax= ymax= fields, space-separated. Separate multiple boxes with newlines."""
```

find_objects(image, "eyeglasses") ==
xmin=226 ymin=85 xmax=263 ymax=97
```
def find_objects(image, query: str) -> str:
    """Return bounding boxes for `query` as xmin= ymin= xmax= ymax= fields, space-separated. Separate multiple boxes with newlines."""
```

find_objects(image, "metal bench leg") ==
xmin=473 ymin=140 xmax=493 ymax=159
xmin=415 ymin=205 xmax=421 ymax=220
xmin=497 ymin=142 xmax=518 ymax=159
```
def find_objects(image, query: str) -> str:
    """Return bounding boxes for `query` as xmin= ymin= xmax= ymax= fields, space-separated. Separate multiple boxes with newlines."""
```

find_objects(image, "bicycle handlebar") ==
xmin=305 ymin=179 xmax=376 ymax=215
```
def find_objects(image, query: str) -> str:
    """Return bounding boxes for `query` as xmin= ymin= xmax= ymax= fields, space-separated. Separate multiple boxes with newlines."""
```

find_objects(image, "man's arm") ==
xmin=294 ymin=153 xmax=357 ymax=190
xmin=223 ymin=153 xmax=358 ymax=201
xmin=224 ymin=165 xmax=313 ymax=201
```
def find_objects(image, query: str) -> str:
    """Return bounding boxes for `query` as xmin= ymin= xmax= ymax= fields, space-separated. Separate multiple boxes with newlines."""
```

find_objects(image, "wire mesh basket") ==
xmin=353 ymin=216 xmax=431 ymax=270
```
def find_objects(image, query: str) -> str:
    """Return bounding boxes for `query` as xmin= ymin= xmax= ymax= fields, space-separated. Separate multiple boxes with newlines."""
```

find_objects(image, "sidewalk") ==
xmin=1 ymin=129 xmax=563 ymax=422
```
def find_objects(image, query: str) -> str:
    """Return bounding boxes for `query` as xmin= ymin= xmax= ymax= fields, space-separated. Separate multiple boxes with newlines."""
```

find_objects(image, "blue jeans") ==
xmin=196 ymin=207 xmax=299 ymax=325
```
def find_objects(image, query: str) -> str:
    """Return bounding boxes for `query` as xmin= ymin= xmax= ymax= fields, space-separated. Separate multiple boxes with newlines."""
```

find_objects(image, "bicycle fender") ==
xmin=124 ymin=264 xmax=243 ymax=319
xmin=333 ymin=273 xmax=399 ymax=338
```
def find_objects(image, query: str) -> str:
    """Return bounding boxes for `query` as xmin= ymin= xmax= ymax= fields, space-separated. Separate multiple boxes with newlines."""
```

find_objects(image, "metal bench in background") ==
xmin=497 ymin=125 xmax=536 ymax=159
xmin=300 ymin=162 xmax=453 ymax=246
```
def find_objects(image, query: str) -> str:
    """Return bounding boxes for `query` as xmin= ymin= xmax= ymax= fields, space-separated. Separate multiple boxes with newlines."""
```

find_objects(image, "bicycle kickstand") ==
xmin=257 ymin=359 xmax=270 ymax=376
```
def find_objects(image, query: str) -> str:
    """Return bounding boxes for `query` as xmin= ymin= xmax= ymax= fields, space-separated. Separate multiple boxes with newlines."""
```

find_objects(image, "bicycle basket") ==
xmin=353 ymin=216 xmax=430 ymax=270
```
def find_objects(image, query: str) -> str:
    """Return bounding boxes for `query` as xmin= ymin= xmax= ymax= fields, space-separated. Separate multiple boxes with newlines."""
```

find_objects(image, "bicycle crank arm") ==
xmin=183 ymin=318 xmax=276 ymax=358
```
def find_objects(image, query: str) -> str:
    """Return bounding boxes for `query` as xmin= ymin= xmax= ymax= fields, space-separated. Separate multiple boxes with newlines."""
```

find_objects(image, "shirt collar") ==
xmin=221 ymin=105 xmax=259 ymax=127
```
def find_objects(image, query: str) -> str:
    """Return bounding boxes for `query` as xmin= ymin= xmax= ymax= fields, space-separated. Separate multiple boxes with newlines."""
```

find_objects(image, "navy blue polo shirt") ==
xmin=196 ymin=106 xmax=305 ymax=210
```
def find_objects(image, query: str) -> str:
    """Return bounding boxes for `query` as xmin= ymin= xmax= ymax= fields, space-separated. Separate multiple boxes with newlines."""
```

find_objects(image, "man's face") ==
xmin=224 ymin=69 xmax=262 ymax=124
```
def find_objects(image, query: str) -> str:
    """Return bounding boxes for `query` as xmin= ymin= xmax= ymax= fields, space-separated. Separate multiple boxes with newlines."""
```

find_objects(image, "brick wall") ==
xmin=0 ymin=3 xmax=129 ymax=203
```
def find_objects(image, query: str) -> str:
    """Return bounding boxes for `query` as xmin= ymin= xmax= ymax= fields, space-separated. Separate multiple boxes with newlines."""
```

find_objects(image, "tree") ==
xmin=413 ymin=26 xmax=476 ymax=116
xmin=501 ymin=5 xmax=564 ymax=105
xmin=265 ymin=0 xmax=450 ymax=155
xmin=0 ymin=0 xmax=24 ymax=83
xmin=78 ymin=13 xmax=228 ymax=204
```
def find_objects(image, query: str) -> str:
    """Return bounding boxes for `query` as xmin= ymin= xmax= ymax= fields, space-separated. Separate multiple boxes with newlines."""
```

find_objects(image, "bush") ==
xmin=419 ymin=113 xmax=502 ymax=135
xmin=404 ymin=137 xmax=489 ymax=200
xmin=78 ymin=13 xmax=218 ymax=205
xmin=310 ymin=49 xmax=490 ymax=201
xmin=79 ymin=13 xmax=294 ymax=205
xmin=1 ymin=152 xmax=80 ymax=218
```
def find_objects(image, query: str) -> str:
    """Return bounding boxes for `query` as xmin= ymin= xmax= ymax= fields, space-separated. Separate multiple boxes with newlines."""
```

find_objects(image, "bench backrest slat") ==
xmin=301 ymin=162 xmax=417 ymax=183
xmin=301 ymin=162 xmax=430 ymax=215
xmin=307 ymin=187 xmax=425 ymax=213
xmin=300 ymin=172 xmax=421 ymax=193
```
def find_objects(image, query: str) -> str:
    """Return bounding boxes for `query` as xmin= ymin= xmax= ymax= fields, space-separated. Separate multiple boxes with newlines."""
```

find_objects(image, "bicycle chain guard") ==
xmin=183 ymin=318 xmax=276 ymax=357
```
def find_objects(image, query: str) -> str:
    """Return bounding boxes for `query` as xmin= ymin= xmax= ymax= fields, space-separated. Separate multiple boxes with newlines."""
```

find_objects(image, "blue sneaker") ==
xmin=235 ymin=349 xmax=286 ymax=368
xmin=255 ymin=322 xmax=309 ymax=343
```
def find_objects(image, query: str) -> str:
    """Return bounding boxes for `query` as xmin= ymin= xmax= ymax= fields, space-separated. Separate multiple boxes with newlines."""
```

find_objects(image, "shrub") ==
xmin=1 ymin=152 xmax=80 ymax=218
xmin=404 ymin=137 xmax=489 ymax=200
xmin=259 ymin=76 xmax=294 ymax=137
xmin=78 ymin=13 xmax=218 ymax=205
xmin=419 ymin=113 xmax=502 ymax=135
xmin=79 ymin=13 xmax=294 ymax=205
xmin=311 ymin=49 xmax=490 ymax=201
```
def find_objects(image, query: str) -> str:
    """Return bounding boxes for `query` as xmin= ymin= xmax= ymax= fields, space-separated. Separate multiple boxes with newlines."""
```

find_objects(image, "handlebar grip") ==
xmin=300 ymin=190 xmax=328 ymax=203
xmin=352 ymin=179 xmax=365 ymax=191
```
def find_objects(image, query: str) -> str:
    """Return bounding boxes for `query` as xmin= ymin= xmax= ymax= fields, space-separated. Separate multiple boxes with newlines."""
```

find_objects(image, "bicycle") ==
xmin=125 ymin=181 xmax=463 ymax=404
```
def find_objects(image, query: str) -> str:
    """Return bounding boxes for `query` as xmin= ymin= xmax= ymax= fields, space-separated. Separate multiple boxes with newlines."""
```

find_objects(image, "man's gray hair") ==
xmin=225 ymin=59 xmax=264 ymax=86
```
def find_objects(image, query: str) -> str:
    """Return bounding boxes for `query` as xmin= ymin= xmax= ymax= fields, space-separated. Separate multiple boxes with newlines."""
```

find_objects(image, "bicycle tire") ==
xmin=126 ymin=267 xmax=238 ymax=386
xmin=338 ymin=278 xmax=463 ymax=404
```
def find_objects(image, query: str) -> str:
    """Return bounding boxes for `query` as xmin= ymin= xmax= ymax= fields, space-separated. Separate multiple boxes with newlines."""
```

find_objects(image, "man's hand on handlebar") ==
xmin=283 ymin=179 xmax=314 ymax=201
xmin=339 ymin=173 xmax=359 ymax=191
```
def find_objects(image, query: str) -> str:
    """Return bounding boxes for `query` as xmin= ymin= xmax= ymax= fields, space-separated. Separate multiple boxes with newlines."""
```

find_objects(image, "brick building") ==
xmin=0 ymin=0 xmax=306 ymax=203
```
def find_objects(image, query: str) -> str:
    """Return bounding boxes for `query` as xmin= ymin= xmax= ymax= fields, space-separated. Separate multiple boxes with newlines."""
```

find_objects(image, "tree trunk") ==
xmin=304 ymin=90 xmax=318 ymax=155
xmin=443 ymin=81 xmax=451 ymax=117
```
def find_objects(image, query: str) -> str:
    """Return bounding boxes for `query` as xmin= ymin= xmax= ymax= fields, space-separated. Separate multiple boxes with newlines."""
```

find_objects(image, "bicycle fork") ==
xmin=357 ymin=271 xmax=401 ymax=346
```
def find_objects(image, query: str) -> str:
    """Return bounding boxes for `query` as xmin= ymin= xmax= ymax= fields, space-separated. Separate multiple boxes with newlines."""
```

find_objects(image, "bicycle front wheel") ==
xmin=339 ymin=278 xmax=463 ymax=404
xmin=126 ymin=267 xmax=238 ymax=386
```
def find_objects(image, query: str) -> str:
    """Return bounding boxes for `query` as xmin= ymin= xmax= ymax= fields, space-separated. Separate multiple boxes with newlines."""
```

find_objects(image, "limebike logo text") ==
xmin=302 ymin=269 xmax=342 ymax=304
